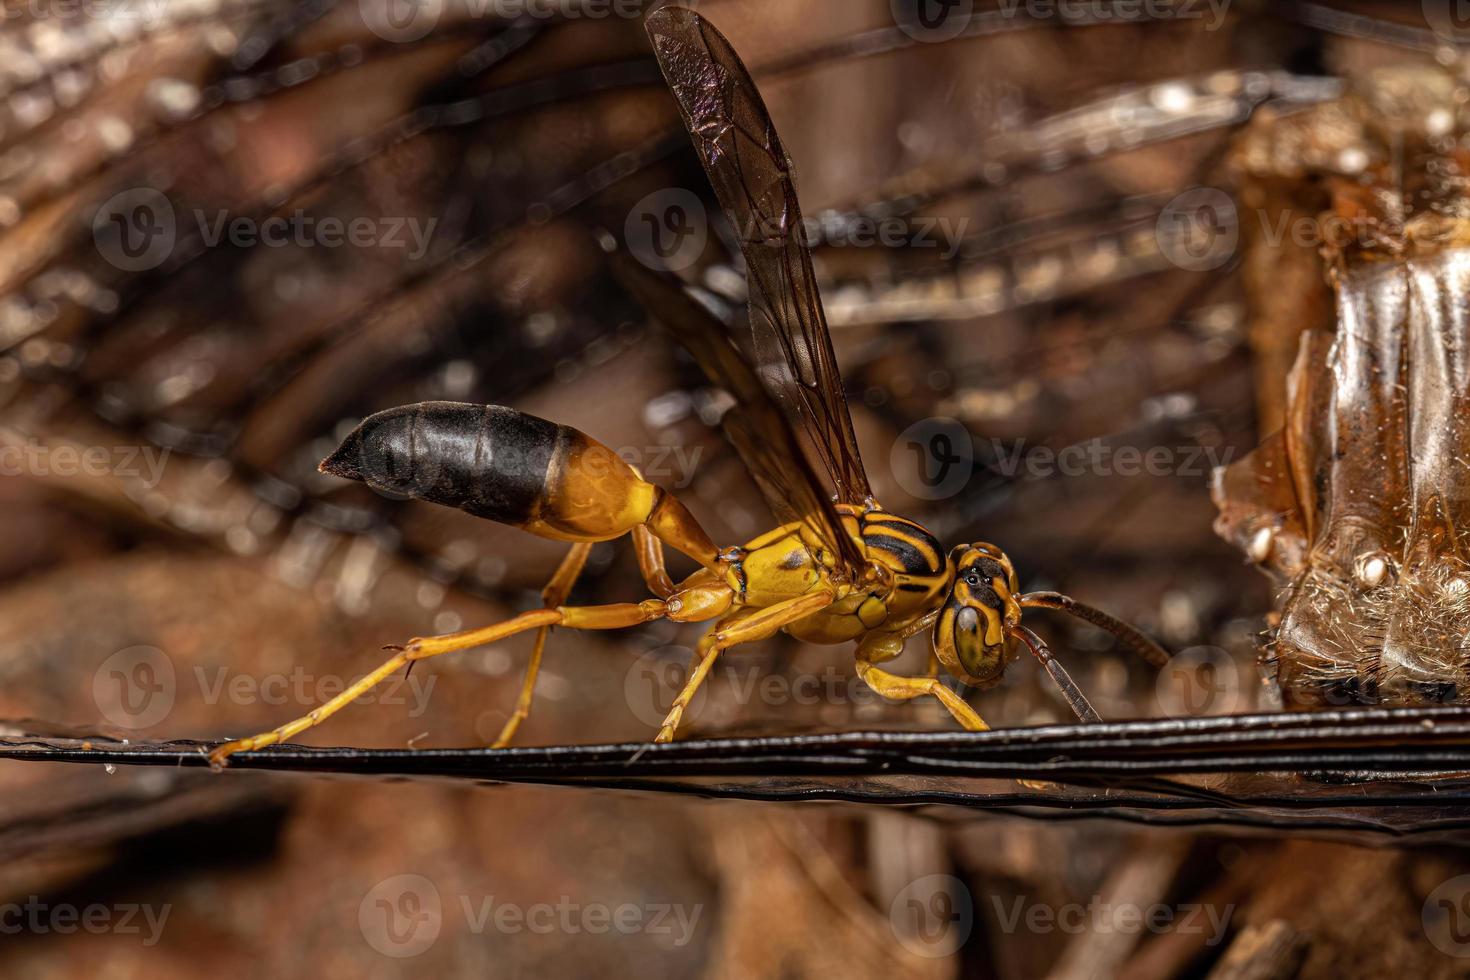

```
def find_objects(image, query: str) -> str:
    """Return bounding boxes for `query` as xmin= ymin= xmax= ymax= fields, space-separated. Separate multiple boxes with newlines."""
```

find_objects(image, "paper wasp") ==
xmin=208 ymin=7 xmax=1170 ymax=766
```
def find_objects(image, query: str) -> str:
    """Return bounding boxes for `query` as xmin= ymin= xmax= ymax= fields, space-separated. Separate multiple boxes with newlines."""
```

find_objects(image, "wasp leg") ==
xmin=654 ymin=590 xmax=835 ymax=742
xmin=856 ymin=662 xmax=990 ymax=732
xmin=208 ymin=597 xmax=670 ymax=767
xmin=851 ymin=616 xmax=982 ymax=730
xmin=850 ymin=611 xmax=946 ymax=685
xmin=1017 ymin=591 xmax=1171 ymax=669
xmin=631 ymin=525 xmax=676 ymax=598
xmin=490 ymin=542 xmax=595 ymax=748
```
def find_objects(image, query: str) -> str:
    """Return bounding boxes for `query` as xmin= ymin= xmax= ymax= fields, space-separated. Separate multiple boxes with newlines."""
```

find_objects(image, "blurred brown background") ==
xmin=1 ymin=0 xmax=1468 ymax=976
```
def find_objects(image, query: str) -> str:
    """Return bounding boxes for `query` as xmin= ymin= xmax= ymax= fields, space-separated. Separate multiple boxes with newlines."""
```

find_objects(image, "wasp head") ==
xmin=933 ymin=543 xmax=1022 ymax=688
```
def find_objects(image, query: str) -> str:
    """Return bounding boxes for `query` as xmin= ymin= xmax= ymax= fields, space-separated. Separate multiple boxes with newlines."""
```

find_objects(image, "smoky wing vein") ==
xmin=646 ymin=7 xmax=874 ymax=516
xmin=611 ymin=254 xmax=859 ymax=571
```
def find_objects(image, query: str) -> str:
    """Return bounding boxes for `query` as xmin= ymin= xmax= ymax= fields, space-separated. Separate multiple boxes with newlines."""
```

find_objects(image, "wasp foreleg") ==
xmin=855 ymin=662 xmax=989 ymax=732
xmin=855 ymin=620 xmax=989 ymax=733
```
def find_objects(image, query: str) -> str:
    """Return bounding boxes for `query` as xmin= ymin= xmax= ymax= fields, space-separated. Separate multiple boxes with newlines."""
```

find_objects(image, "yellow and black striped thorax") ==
xmin=855 ymin=511 xmax=949 ymax=594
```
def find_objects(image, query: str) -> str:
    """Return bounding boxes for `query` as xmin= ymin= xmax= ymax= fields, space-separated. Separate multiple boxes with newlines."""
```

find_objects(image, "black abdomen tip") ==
xmin=320 ymin=439 xmax=364 ymax=481
xmin=320 ymin=402 xmax=561 ymax=525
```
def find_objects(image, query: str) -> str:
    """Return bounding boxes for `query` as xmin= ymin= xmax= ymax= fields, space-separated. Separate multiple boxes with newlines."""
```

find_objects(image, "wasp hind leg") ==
xmin=492 ymin=529 xmax=692 ymax=747
xmin=489 ymin=542 xmax=595 ymax=748
xmin=207 ymin=595 xmax=670 ymax=767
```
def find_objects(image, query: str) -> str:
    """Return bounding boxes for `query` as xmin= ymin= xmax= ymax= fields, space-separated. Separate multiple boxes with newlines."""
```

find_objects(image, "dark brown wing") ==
xmin=645 ymin=6 xmax=874 ymax=509
xmin=611 ymin=253 xmax=865 ymax=573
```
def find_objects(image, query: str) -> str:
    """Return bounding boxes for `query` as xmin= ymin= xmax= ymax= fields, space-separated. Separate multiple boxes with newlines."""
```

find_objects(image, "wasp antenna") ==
xmin=1010 ymin=626 xmax=1101 ymax=724
xmin=1016 ymin=591 xmax=1172 ymax=669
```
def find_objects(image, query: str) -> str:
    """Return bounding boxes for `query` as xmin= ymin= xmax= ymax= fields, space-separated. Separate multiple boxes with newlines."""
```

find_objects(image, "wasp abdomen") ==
xmin=321 ymin=401 xmax=659 ymax=543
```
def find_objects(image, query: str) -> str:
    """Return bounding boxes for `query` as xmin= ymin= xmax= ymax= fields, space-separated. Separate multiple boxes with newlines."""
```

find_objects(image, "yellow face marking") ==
xmin=931 ymin=541 xmax=1026 ymax=688
xmin=976 ymin=600 xmax=1005 ymax=648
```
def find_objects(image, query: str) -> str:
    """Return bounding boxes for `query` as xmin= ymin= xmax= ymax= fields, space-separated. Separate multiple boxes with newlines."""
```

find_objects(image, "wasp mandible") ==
xmin=208 ymin=7 xmax=1170 ymax=766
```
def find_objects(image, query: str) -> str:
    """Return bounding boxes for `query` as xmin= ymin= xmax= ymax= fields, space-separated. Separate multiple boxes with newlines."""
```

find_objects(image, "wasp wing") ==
xmin=612 ymin=254 xmax=863 ymax=572
xmin=645 ymin=7 xmax=874 ymax=511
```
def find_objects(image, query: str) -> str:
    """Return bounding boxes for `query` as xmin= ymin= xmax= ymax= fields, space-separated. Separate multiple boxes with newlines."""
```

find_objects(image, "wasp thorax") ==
xmin=932 ymin=543 xmax=1022 ymax=688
